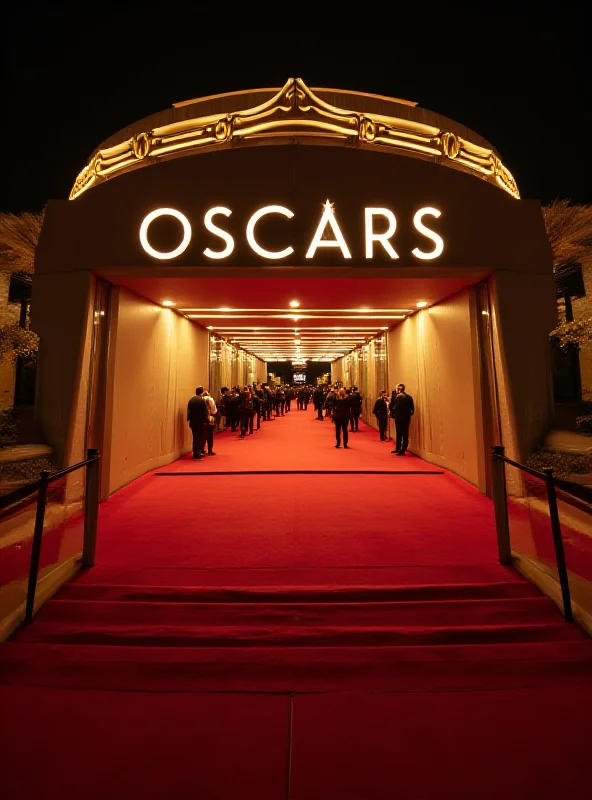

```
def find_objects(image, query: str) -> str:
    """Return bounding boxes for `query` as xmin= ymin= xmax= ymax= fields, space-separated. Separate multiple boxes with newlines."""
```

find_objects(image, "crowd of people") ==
xmin=187 ymin=382 xmax=415 ymax=459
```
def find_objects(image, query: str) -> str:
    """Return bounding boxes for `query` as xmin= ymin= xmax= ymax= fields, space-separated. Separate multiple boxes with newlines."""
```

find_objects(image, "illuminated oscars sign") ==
xmin=139 ymin=199 xmax=444 ymax=262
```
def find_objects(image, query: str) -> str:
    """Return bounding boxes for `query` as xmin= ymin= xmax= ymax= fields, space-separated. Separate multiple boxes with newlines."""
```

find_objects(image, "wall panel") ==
xmin=387 ymin=289 xmax=482 ymax=486
xmin=106 ymin=287 xmax=208 ymax=493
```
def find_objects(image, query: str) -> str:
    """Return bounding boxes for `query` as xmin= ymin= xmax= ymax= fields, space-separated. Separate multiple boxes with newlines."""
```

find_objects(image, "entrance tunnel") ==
xmin=2 ymin=79 xmax=591 ymax=800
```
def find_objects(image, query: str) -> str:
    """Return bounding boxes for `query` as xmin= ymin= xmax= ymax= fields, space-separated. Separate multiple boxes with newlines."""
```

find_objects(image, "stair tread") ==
xmin=15 ymin=620 xmax=584 ymax=647
xmin=58 ymin=581 xmax=543 ymax=602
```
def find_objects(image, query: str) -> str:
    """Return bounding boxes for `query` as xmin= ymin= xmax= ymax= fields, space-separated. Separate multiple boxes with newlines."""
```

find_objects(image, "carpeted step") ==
xmin=56 ymin=581 xmax=542 ymax=604
xmin=26 ymin=596 xmax=563 ymax=629
xmin=2 ymin=639 xmax=592 ymax=693
xmin=72 ymin=564 xmax=527 ymax=588
xmin=14 ymin=619 xmax=583 ymax=648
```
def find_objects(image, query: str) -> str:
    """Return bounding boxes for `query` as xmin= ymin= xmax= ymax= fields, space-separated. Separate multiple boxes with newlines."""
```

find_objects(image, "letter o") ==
xmin=139 ymin=208 xmax=192 ymax=260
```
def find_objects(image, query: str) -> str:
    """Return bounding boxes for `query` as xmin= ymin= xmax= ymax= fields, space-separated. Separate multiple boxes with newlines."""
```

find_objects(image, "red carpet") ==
xmin=0 ymin=686 xmax=289 ymax=800
xmin=158 ymin=408 xmax=440 ymax=473
xmin=1 ymin=406 xmax=591 ymax=798
xmin=290 ymin=688 xmax=592 ymax=799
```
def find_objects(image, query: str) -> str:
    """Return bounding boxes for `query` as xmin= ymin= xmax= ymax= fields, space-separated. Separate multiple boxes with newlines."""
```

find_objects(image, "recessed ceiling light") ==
xmin=218 ymin=306 xmax=232 ymax=311
xmin=162 ymin=300 xmax=175 ymax=307
xmin=416 ymin=301 xmax=428 ymax=308
xmin=357 ymin=307 xmax=370 ymax=312
xmin=289 ymin=300 xmax=300 ymax=308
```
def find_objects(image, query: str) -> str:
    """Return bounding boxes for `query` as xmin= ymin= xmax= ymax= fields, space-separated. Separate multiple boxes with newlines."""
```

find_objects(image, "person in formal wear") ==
xmin=332 ymin=388 xmax=352 ymax=449
xmin=202 ymin=390 xmax=218 ymax=455
xmin=239 ymin=386 xmax=254 ymax=438
xmin=390 ymin=383 xmax=415 ymax=455
xmin=225 ymin=388 xmax=240 ymax=432
xmin=350 ymin=386 xmax=362 ymax=431
xmin=285 ymin=386 xmax=293 ymax=412
xmin=324 ymin=387 xmax=335 ymax=419
xmin=313 ymin=386 xmax=325 ymax=420
xmin=254 ymin=387 xmax=263 ymax=429
xmin=276 ymin=386 xmax=286 ymax=416
xmin=372 ymin=389 xmax=390 ymax=441
xmin=218 ymin=387 xmax=230 ymax=430
xmin=187 ymin=386 xmax=208 ymax=459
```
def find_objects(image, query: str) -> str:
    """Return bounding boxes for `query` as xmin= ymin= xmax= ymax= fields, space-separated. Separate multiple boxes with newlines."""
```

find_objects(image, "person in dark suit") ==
xmin=239 ymin=387 xmax=254 ymax=438
xmin=350 ymin=386 xmax=362 ymax=431
xmin=225 ymin=388 xmax=240 ymax=431
xmin=313 ymin=386 xmax=325 ymax=420
xmin=332 ymin=389 xmax=352 ymax=448
xmin=390 ymin=383 xmax=415 ymax=455
xmin=372 ymin=390 xmax=390 ymax=441
xmin=285 ymin=386 xmax=293 ymax=412
xmin=187 ymin=386 xmax=208 ymax=459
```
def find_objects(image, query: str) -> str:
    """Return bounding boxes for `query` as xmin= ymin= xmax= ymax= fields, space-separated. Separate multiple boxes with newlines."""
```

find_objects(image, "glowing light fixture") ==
xmin=357 ymin=307 xmax=370 ymax=312
xmin=416 ymin=301 xmax=428 ymax=308
xmin=162 ymin=300 xmax=175 ymax=307
xmin=289 ymin=300 xmax=300 ymax=308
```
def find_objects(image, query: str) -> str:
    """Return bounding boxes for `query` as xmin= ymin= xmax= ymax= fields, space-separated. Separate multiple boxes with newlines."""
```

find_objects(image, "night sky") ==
xmin=2 ymin=8 xmax=590 ymax=213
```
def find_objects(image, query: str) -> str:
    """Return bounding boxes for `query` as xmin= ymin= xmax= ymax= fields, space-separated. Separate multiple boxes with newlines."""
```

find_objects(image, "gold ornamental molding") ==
xmin=69 ymin=78 xmax=519 ymax=200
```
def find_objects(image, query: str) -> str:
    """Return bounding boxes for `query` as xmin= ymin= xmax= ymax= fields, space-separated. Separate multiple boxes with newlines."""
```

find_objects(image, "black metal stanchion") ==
xmin=544 ymin=468 xmax=574 ymax=622
xmin=491 ymin=446 xmax=512 ymax=565
xmin=24 ymin=471 xmax=49 ymax=623
xmin=82 ymin=449 xmax=100 ymax=568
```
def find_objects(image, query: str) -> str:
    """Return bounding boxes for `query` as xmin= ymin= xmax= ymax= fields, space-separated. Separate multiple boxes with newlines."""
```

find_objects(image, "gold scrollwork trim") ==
xmin=69 ymin=77 xmax=520 ymax=200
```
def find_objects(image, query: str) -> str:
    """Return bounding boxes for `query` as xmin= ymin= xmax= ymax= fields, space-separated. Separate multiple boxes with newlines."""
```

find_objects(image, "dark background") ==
xmin=268 ymin=362 xmax=331 ymax=385
xmin=2 ymin=7 xmax=590 ymax=213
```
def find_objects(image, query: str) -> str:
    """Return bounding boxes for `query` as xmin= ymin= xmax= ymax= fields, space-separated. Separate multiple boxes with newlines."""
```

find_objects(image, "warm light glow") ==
xmin=416 ymin=301 xmax=428 ymax=308
xmin=412 ymin=208 xmax=444 ymax=260
xmin=289 ymin=300 xmax=300 ymax=308
xmin=364 ymin=208 xmax=399 ymax=259
xmin=162 ymin=300 xmax=175 ymax=307
xmin=203 ymin=207 xmax=234 ymax=259
xmin=246 ymin=205 xmax=294 ymax=259
xmin=217 ymin=307 xmax=232 ymax=311
xmin=305 ymin=200 xmax=352 ymax=259
xmin=356 ymin=307 xmax=370 ymax=312
xmin=71 ymin=78 xmax=520 ymax=201
xmin=139 ymin=208 xmax=191 ymax=260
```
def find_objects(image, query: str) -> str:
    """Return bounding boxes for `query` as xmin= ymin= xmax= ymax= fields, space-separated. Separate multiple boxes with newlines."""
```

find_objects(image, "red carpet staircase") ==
xmin=3 ymin=567 xmax=592 ymax=693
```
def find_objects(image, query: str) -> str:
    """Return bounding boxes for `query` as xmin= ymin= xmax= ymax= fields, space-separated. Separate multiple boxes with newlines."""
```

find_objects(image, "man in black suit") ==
xmin=390 ymin=383 xmax=415 ymax=455
xmin=187 ymin=386 xmax=209 ymax=459
xmin=350 ymin=386 xmax=362 ymax=431
xmin=313 ymin=386 xmax=325 ymax=420
xmin=372 ymin=390 xmax=390 ymax=441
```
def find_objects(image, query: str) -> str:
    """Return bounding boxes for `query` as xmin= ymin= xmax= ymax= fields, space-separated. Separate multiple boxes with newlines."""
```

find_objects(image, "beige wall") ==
xmin=387 ymin=288 xmax=483 ymax=486
xmin=31 ymin=271 xmax=95 ymax=469
xmin=103 ymin=287 xmax=209 ymax=494
xmin=490 ymin=270 xmax=556 ymax=460
xmin=256 ymin=359 xmax=267 ymax=384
